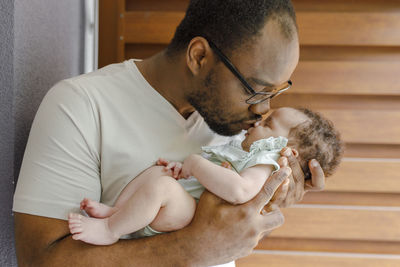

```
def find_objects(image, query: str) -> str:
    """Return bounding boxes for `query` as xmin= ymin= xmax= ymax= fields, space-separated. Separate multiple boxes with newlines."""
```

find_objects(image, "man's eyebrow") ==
xmin=248 ymin=77 xmax=274 ymax=87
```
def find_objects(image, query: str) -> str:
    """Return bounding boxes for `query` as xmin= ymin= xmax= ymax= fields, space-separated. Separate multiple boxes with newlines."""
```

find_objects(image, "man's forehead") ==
xmin=232 ymin=20 xmax=299 ymax=86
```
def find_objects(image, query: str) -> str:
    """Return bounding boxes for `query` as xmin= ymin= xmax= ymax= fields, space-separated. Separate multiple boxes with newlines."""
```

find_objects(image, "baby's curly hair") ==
xmin=289 ymin=108 xmax=344 ymax=180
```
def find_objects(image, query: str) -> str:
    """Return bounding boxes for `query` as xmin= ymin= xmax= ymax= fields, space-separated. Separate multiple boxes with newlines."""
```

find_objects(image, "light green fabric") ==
xmin=125 ymin=225 xmax=164 ymax=239
xmin=178 ymin=136 xmax=287 ymax=202
xmin=202 ymin=136 xmax=287 ymax=173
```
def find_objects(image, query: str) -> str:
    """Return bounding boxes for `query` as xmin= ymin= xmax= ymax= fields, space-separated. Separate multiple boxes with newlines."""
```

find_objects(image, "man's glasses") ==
xmin=207 ymin=39 xmax=292 ymax=105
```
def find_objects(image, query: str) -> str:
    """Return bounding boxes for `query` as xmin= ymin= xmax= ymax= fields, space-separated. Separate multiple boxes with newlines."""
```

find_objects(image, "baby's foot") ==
xmin=80 ymin=198 xmax=117 ymax=218
xmin=68 ymin=213 xmax=119 ymax=245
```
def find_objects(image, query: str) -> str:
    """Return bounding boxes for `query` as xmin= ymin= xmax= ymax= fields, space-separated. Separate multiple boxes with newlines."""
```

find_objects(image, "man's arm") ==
xmin=14 ymin=212 xmax=197 ymax=267
xmin=14 ymin=167 xmax=290 ymax=267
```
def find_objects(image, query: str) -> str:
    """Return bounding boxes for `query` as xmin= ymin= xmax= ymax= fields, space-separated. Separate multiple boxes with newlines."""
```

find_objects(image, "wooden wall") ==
xmin=99 ymin=0 xmax=400 ymax=266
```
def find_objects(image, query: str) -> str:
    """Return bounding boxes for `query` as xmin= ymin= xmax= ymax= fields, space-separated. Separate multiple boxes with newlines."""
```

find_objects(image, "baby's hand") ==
xmin=221 ymin=161 xmax=232 ymax=170
xmin=156 ymin=158 xmax=184 ymax=179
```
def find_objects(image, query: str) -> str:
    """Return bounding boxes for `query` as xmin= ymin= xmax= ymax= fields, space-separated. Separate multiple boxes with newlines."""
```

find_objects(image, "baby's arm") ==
xmin=184 ymin=154 xmax=274 ymax=205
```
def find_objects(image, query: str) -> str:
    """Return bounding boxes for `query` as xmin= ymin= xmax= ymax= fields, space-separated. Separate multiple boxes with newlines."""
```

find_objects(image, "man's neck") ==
xmin=135 ymin=51 xmax=195 ymax=119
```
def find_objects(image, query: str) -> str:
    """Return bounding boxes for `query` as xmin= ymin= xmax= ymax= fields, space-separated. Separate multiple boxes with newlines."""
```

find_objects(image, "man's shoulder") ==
xmin=45 ymin=60 xmax=141 ymax=107
xmin=67 ymin=61 xmax=133 ymax=87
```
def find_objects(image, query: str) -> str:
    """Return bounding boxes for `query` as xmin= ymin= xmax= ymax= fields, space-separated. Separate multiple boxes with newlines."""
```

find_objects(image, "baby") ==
xmin=68 ymin=107 xmax=343 ymax=245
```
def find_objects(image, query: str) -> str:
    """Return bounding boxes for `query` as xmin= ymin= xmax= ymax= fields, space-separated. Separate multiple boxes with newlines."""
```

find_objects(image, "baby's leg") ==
xmin=69 ymin=167 xmax=196 ymax=245
xmin=80 ymin=198 xmax=118 ymax=218
xmin=81 ymin=165 xmax=170 ymax=218
xmin=108 ymin=174 xmax=196 ymax=235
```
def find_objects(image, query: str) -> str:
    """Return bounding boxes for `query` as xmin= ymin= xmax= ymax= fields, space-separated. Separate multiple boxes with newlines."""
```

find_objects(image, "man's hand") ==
xmin=271 ymin=147 xmax=325 ymax=208
xmin=183 ymin=166 xmax=291 ymax=265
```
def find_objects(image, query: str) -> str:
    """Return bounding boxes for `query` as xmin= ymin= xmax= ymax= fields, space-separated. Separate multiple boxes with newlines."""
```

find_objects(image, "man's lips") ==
xmin=242 ymin=122 xmax=255 ymax=130
xmin=242 ymin=120 xmax=261 ymax=130
xmin=243 ymin=120 xmax=261 ymax=136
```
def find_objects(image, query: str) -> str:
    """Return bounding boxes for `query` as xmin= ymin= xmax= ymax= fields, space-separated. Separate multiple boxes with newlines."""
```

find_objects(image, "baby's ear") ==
xmin=291 ymin=148 xmax=299 ymax=158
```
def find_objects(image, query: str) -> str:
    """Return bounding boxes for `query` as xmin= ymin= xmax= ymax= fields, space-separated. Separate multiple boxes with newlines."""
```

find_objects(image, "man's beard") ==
xmin=187 ymin=70 xmax=257 ymax=136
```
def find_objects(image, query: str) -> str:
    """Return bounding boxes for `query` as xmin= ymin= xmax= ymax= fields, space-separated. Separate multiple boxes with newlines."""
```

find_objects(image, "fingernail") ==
xmin=311 ymin=159 xmax=318 ymax=167
xmin=283 ymin=147 xmax=292 ymax=157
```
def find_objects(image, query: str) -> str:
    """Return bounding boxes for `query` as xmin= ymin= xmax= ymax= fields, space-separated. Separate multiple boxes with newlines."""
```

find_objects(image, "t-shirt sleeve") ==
xmin=13 ymin=80 xmax=101 ymax=220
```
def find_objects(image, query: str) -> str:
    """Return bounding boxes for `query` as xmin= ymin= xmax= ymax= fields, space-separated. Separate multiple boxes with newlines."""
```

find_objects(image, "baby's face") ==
xmin=241 ymin=107 xmax=309 ymax=151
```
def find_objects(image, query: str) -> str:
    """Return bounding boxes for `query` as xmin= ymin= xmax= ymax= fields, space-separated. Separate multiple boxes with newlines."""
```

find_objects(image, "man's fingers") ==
xmin=282 ymin=148 xmax=304 ymax=184
xmin=282 ymin=147 xmax=306 ymax=202
xmin=277 ymin=156 xmax=288 ymax=168
xmin=305 ymin=159 xmax=325 ymax=192
xmin=260 ymin=208 xmax=285 ymax=231
xmin=270 ymin=178 xmax=289 ymax=206
xmin=251 ymin=167 xmax=291 ymax=212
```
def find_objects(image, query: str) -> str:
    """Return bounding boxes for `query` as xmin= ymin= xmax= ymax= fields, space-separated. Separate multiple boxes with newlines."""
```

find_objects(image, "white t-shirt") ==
xmin=13 ymin=59 xmax=238 ymax=267
xmin=13 ymin=59 xmax=231 ymax=219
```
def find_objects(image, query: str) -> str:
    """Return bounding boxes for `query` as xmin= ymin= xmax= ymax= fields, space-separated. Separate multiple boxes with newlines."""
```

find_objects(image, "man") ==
xmin=13 ymin=0 xmax=325 ymax=266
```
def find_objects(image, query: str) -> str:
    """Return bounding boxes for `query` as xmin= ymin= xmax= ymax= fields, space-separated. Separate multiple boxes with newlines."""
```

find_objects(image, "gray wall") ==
xmin=14 ymin=0 xmax=85 ymax=179
xmin=1 ymin=1 xmax=85 ymax=265
xmin=0 ymin=1 xmax=16 ymax=266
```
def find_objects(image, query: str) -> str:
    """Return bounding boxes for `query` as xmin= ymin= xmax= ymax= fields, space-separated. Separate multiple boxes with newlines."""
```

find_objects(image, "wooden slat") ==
xmin=126 ymin=0 xmax=188 ymax=12
xmin=124 ymin=11 xmax=183 ymax=44
xmin=291 ymin=61 xmax=400 ymax=96
xmin=301 ymin=192 xmax=400 ymax=207
xmin=345 ymin=144 xmax=400 ymax=159
xmin=98 ymin=0 xmax=119 ymax=67
xmin=273 ymin=94 xmax=400 ymax=112
xmin=257 ymin=237 xmax=400 ymax=254
xmin=117 ymin=0 xmax=125 ymax=61
xmin=300 ymin=46 xmax=400 ymax=61
xmin=270 ymin=207 xmax=400 ymax=241
xmin=325 ymin=160 xmax=400 ymax=193
xmin=318 ymin=109 xmax=400 ymax=145
xmin=293 ymin=0 xmax=400 ymax=12
xmin=237 ymin=253 xmax=400 ymax=267
xmin=126 ymin=0 xmax=400 ymax=13
xmin=125 ymin=43 xmax=166 ymax=59
xmin=122 ymin=11 xmax=400 ymax=46
xmin=298 ymin=12 xmax=400 ymax=46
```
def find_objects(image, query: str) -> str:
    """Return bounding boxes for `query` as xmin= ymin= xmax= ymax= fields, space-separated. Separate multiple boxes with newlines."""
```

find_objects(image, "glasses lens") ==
xmin=246 ymin=93 xmax=272 ymax=104
xmin=246 ymin=81 xmax=291 ymax=104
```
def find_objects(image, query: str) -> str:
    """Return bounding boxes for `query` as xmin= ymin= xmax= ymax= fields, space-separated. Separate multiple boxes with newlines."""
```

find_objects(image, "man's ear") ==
xmin=186 ymin=37 xmax=211 ymax=76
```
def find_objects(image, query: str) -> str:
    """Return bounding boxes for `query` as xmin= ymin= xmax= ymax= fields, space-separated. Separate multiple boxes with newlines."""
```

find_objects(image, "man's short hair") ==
xmin=166 ymin=0 xmax=297 ymax=57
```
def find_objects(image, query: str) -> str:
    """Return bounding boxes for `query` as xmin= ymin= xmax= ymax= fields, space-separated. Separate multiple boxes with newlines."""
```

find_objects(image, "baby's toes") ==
xmin=80 ymin=198 xmax=89 ymax=207
xmin=68 ymin=213 xmax=82 ymax=220
xmin=72 ymin=233 xmax=85 ymax=241
xmin=69 ymin=226 xmax=83 ymax=234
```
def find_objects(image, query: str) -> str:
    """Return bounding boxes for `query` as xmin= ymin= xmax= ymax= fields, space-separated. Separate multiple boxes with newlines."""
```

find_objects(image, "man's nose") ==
xmin=249 ymin=99 xmax=270 ymax=116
